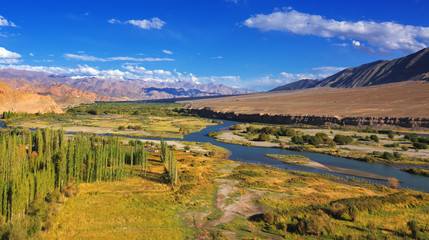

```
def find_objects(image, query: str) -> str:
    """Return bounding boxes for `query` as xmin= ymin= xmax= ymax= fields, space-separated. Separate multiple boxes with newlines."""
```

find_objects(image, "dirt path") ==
xmin=211 ymin=178 xmax=265 ymax=226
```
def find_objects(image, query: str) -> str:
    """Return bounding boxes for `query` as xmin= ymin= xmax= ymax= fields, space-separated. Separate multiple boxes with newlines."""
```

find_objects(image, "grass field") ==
xmin=43 ymin=142 xmax=429 ymax=239
xmin=45 ymin=178 xmax=191 ymax=239
xmin=45 ymin=144 xmax=230 ymax=240
xmin=6 ymin=114 xmax=217 ymax=139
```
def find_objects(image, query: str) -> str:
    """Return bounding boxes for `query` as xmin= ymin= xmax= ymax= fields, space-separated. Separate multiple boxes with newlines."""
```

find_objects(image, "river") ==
xmin=1 ymin=119 xmax=428 ymax=192
xmin=166 ymin=120 xmax=429 ymax=192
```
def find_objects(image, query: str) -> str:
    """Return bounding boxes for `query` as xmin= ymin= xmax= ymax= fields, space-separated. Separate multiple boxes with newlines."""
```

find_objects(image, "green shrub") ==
xmin=229 ymin=124 xmax=243 ymax=130
xmin=370 ymin=135 xmax=379 ymax=143
xmin=382 ymin=152 xmax=394 ymax=160
xmin=393 ymin=152 xmax=402 ymax=159
xmin=246 ymin=126 xmax=256 ymax=133
xmin=413 ymin=142 xmax=429 ymax=149
xmin=308 ymin=136 xmax=323 ymax=146
xmin=278 ymin=126 xmax=296 ymax=136
xmin=257 ymin=133 xmax=271 ymax=142
xmin=207 ymin=131 xmax=220 ymax=138
xmin=291 ymin=135 xmax=304 ymax=144
xmin=333 ymin=134 xmax=354 ymax=145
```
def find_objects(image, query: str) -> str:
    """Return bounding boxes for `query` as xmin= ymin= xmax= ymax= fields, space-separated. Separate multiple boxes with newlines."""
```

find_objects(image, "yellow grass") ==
xmin=45 ymin=178 xmax=191 ymax=240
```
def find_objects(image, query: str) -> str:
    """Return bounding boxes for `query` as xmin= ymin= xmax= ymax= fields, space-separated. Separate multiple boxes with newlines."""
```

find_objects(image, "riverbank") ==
xmin=208 ymin=125 xmax=429 ymax=166
xmin=265 ymin=154 xmax=391 ymax=181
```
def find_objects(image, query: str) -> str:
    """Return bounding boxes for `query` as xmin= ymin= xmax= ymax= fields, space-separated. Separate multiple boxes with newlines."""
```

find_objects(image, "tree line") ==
xmin=0 ymin=128 xmax=150 ymax=222
xmin=160 ymin=139 xmax=178 ymax=186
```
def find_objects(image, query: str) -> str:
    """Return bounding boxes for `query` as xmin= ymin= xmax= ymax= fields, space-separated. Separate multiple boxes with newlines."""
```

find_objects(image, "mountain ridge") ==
xmin=0 ymin=69 xmax=252 ymax=104
xmin=271 ymin=47 xmax=429 ymax=91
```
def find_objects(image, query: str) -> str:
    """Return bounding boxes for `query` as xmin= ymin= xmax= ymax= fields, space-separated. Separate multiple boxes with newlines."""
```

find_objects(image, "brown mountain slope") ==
xmin=187 ymin=81 xmax=429 ymax=118
xmin=41 ymin=83 xmax=121 ymax=106
xmin=270 ymin=79 xmax=320 ymax=91
xmin=0 ymin=74 xmax=122 ymax=106
xmin=319 ymin=47 xmax=429 ymax=88
xmin=271 ymin=47 xmax=429 ymax=91
xmin=0 ymin=82 xmax=63 ymax=114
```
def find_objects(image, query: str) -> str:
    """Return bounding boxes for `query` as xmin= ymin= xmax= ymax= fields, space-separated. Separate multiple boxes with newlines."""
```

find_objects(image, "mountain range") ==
xmin=271 ymin=47 xmax=429 ymax=91
xmin=0 ymin=68 xmax=252 ymax=106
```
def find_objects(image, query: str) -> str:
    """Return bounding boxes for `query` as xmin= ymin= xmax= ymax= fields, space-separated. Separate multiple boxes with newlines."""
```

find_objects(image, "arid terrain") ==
xmin=187 ymin=81 xmax=429 ymax=118
xmin=0 ymin=82 xmax=63 ymax=113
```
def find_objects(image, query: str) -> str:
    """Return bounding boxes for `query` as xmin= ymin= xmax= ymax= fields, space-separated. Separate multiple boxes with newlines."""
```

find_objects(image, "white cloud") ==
xmin=238 ymin=66 xmax=347 ymax=91
xmin=34 ymin=59 xmax=53 ymax=63
xmin=0 ymin=47 xmax=21 ymax=63
xmin=64 ymin=54 xmax=105 ymax=61
xmin=29 ymin=53 xmax=34 ymax=57
xmin=64 ymin=53 xmax=174 ymax=62
xmin=0 ymin=62 xmax=200 ymax=84
xmin=127 ymin=18 xmax=165 ymax=29
xmin=312 ymin=66 xmax=346 ymax=73
xmin=108 ymin=17 xmax=166 ymax=30
xmin=334 ymin=43 xmax=349 ymax=47
xmin=244 ymin=9 xmax=429 ymax=52
xmin=108 ymin=18 xmax=120 ymax=24
xmin=0 ymin=16 xmax=16 ymax=27
xmin=162 ymin=49 xmax=173 ymax=55
xmin=210 ymin=56 xmax=223 ymax=59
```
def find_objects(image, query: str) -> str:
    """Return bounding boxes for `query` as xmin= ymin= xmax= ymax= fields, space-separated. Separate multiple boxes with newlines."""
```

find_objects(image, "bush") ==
xmin=278 ymin=126 xmax=296 ymax=136
xmin=370 ymin=135 xmax=379 ymax=143
xmin=207 ymin=131 xmax=220 ymax=138
xmin=184 ymin=145 xmax=191 ymax=151
xmin=87 ymin=109 xmax=99 ymax=115
xmin=333 ymin=134 xmax=354 ymax=145
xmin=315 ymin=132 xmax=328 ymax=139
xmin=257 ymin=133 xmax=271 ymax=141
xmin=382 ymin=152 xmax=394 ymax=160
xmin=308 ymin=136 xmax=323 ymax=147
xmin=289 ymin=210 xmax=329 ymax=236
xmin=407 ymin=220 xmax=418 ymax=239
xmin=393 ymin=152 xmax=402 ymax=159
xmin=401 ymin=146 xmax=409 ymax=151
xmin=413 ymin=142 xmax=429 ymax=149
xmin=291 ymin=135 xmax=304 ymax=144
xmin=405 ymin=133 xmax=419 ymax=143
xmin=388 ymin=132 xmax=395 ymax=139
xmin=229 ymin=124 xmax=243 ymax=130
xmin=246 ymin=126 xmax=256 ymax=133
xmin=133 ymin=125 xmax=143 ymax=130
xmin=388 ymin=177 xmax=399 ymax=189
xmin=118 ymin=126 xmax=126 ymax=130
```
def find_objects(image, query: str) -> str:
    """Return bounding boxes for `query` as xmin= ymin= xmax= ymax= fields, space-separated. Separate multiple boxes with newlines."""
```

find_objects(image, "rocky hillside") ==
xmin=42 ymin=83 xmax=121 ymax=107
xmin=0 ymin=82 xmax=63 ymax=113
xmin=270 ymin=79 xmax=319 ymax=91
xmin=271 ymin=47 xmax=429 ymax=91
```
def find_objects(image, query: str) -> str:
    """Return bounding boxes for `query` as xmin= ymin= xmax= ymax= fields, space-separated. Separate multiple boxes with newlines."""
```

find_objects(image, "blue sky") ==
xmin=1 ymin=0 xmax=429 ymax=91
